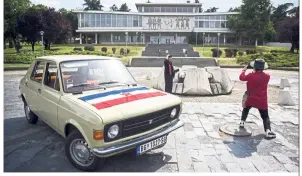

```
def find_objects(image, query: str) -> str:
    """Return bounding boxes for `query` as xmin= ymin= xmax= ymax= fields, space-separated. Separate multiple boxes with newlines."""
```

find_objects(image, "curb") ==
xmin=4 ymin=65 xmax=299 ymax=72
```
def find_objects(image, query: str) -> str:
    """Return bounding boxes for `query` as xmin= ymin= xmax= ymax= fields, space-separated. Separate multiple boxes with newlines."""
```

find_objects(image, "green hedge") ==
xmin=236 ymin=53 xmax=299 ymax=67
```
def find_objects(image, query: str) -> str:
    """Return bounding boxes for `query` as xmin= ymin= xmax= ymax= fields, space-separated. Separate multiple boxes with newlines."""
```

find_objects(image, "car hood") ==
xmin=65 ymin=86 xmax=181 ymax=124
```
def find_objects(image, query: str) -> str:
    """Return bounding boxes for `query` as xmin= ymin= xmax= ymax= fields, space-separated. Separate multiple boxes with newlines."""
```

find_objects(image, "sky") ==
xmin=30 ymin=0 xmax=299 ymax=12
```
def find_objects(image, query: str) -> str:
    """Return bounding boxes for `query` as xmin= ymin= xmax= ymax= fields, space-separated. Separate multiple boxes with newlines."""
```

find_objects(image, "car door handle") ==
xmin=38 ymin=89 xmax=41 ymax=94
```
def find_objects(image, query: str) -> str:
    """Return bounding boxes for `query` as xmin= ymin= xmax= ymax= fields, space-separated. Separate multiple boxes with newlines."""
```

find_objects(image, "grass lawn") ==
xmin=4 ymin=63 xmax=30 ymax=67
xmin=218 ymin=58 xmax=238 ymax=65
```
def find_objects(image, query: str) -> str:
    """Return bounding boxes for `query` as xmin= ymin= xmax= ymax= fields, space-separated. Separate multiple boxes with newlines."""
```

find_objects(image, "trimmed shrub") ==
xmin=224 ymin=49 xmax=233 ymax=57
xmin=211 ymin=48 xmax=222 ymax=57
xmin=232 ymin=49 xmax=238 ymax=57
xmin=236 ymin=53 xmax=299 ymax=67
xmin=15 ymin=43 xmax=22 ymax=53
xmin=112 ymin=47 xmax=116 ymax=54
xmin=84 ymin=45 xmax=95 ymax=51
xmin=73 ymin=47 xmax=83 ymax=51
xmin=120 ymin=48 xmax=125 ymax=55
xmin=127 ymin=48 xmax=130 ymax=54
xmin=238 ymin=51 xmax=244 ymax=56
xmin=101 ymin=47 xmax=107 ymax=53
xmin=246 ymin=49 xmax=256 ymax=55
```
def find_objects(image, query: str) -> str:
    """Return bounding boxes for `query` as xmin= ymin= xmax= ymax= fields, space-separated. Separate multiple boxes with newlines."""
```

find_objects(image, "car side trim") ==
xmin=92 ymin=120 xmax=183 ymax=156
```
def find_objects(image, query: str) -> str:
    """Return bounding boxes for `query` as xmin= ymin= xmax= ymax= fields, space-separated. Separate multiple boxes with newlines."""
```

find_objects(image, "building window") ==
xmin=145 ymin=7 xmax=150 ymax=12
xmin=216 ymin=16 xmax=221 ymax=20
xmin=204 ymin=21 xmax=209 ymax=28
xmin=210 ymin=21 xmax=215 ymax=28
xmin=139 ymin=16 xmax=142 ymax=27
xmin=215 ymin=21 xmax=220 ymax=28
xmin=166 ymin=7 xmax=172 ymax=12
xmin=154 ymin=7 xmax=160 ymax=12
xmin=106 ymin=14 xmax=111 ymax=27
xmin=80 ymin=14 xmax=84 ymax=27
xmin=101 ymin=14 xmax=105 ymax=27
xmin=112 ymin=14 xmax=116 ymax=27
xmin=122 ymin=15 xmax=127 ymax=27
xmin=84 ymin=14 xmax=89 ymax=27
xmin=117 ymin=15 xmax=122 ymax=27
xmin=199 ymin=21 xmax=204 ymax=28
xmin=210 ymin=16 xmax=215 ymax=20
xmin=127 ymin=15 xmax=133 ymax=27
xmin=96 ymin=14 xmax=100 ymax=27
xmin=221 ymin=21 xmax=226 ymax=28
xmin=221 ymin=16 xmax=227 ymax=20
xmin=183 ymin=7 xmax=188 ymax=12
xmin=138 ymin=6 xmax=142 ymax=12
xmin=133 ymin=16 xmax=138 ymax=27
xmin=161 ymin=7 xmax=166 ymax=12
xmin=177 ymin=7 xmax=182 ymax=12
xmin=150 ymin=7 xmax=154 ymax=12
xmin=204 ymin=16 xmax=209 ymax=20
xmin=172 ymin=7 xmax=176 ymax=12
xmin=195 ymin=21 xmax=198 ymax=27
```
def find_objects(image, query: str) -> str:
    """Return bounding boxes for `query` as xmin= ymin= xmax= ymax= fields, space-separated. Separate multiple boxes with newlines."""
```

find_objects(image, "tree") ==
xmin=194 ymin=0 xmax=203 ymax=12
xmin=83 ymin=0 xmax=103 ymax=10
xmin=59 ymin=8 xmax=78 ymax=40
xmin=226 ymin=14 xmax=246 ymax=45
xmin=276 ymin=6 xmax=299 ymax=53
xmin=271 ymin=3 xmax=294 ymax=28
xmin=17 ymin=5 xmax=44 ymax=51
xmin=4 ymin=0 xmax=31 ymax=51
xmin=228 ymin=7 xmax=241 ymax=12
xmin=110 ymin=4 xmax=118 ymax=11
xmin=240 ymin=0 xmax=272 ymax=46
xmin=119 ymin=3 xmax=131 ymax=12
xmin=205 ymin=7 xmax=218 ymax=12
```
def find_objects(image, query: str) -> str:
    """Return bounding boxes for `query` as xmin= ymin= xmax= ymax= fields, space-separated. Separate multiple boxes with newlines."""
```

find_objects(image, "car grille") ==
xmin=104 ymin=105 xmax=180 ymax=142
xmin=121 ymin=105 xmax=180 ymax=138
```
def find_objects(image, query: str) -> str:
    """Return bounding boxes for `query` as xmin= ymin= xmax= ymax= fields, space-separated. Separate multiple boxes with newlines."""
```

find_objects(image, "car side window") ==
xmin=30 ymin=61 xmax=45 ymax=83
xmin=44 ymin=62 xmax=60 ymax=91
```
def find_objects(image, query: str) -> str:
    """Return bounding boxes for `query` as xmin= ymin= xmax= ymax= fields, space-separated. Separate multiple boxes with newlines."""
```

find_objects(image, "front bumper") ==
xmin=92 ymin=120 xmax=183 ymax=157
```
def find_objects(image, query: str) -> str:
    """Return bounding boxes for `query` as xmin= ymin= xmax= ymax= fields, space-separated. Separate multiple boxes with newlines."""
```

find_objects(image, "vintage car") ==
xmin=19 ymin=55 xmax=183 ymax=171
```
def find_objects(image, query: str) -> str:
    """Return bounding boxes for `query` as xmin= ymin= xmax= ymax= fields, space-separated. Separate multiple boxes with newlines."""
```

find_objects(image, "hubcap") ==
xmin=24 ymin=104 xmax=30 ymax=120
xmin=70 ymin=139 xmax=95 ymax=166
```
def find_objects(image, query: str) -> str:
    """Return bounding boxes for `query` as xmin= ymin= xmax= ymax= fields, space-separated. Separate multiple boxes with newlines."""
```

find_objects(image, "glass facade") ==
xmin=195 ymin=15 xmax=228 ymax=28
xmin=144 ymin=6 xmax=194 ymax=13
xmin=78 ymin=13 xmax=142 ymax=28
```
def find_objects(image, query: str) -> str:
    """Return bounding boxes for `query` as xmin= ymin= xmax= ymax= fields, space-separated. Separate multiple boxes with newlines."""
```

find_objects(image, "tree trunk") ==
xmin=255 ymin=39 xmax=258 ymax=47
xmin=4 ymin=38 xmax=6 ymax=49
xmin=12 ymin=38 xmax=18 ymax=53
xmin=290 ymin=42 xmax=295 ymax=53
xmin=9 ymin=40 xmax=14 ymax=48
xmin=31 ymin=41 xmax=35 ymax=52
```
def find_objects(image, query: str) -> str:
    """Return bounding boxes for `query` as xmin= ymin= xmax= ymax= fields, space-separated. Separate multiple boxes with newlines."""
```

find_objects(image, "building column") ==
xmin=80 ymin=33 xmax=82 ymax=44
xmin=207 ymin=33 xmax=210 ymax=45
xmin=111 ymin=33 xmax=113 ymax=44
xmin=223 ymin=33 xmax=226 ymax=45
xmin=159 ymin=32 xmax=161 ymax=44
xmin=95 ymin=33 xmax=98 ymax=44
xmin=79 ymin=14 xmax=81 ymax=27
xmin=175 ymin=33 xmax=177 ymax=44
xmin=85 ymin=34 xmax=88 ymax=44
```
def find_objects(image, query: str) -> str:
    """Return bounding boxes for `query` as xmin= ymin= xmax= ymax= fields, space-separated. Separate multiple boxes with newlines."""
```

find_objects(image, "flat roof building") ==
xmin=73 ymin=1 xmax=239 ymax=45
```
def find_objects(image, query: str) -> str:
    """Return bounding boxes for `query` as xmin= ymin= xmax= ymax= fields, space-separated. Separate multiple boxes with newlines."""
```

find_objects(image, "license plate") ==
xmin=136 ymin=136 xmax=167 ymax=155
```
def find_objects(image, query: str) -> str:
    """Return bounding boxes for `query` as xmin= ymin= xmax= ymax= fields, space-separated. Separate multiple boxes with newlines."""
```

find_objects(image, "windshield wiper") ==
xmin=68 ymin=83 xmax=90 ymax=88
xmin=98 ymin=81 xmax=132 ymax=87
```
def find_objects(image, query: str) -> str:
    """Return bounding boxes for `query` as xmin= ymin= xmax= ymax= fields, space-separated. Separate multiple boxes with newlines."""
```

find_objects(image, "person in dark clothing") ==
xmin=164 ymin=55 xmax=179 ymax=93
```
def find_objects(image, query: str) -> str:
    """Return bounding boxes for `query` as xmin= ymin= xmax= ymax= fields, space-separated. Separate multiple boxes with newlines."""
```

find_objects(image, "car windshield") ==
xmin=60 ymin=59 xmax=137 ymax=93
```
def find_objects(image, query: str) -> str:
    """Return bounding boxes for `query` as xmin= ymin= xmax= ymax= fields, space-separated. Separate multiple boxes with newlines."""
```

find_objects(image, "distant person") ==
xmin=164 ymin=55 xmax=179 ymax=93
xmin=185 ymin=49 xmax=188 ymax=57
xmin=165 ymin=49 xmax=169 ymax=55
xmin=239 ymin=58 xmax=276 ymax=139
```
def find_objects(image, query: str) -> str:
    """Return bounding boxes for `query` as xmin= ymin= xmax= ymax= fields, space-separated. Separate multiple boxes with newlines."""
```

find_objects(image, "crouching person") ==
xmin=240 ymin=58 xmax=276 ymax=139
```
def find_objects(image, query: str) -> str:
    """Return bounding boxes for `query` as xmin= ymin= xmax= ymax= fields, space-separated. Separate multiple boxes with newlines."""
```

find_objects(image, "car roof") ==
xmin=36 ymin=55 xmax=120 ymax=63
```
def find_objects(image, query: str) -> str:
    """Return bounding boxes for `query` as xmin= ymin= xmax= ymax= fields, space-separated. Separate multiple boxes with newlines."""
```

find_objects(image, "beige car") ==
xmin=19 ymin=55 xmax=183 ymax=171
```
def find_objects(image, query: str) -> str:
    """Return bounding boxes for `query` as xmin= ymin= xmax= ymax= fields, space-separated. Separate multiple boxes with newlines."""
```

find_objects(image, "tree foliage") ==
xmin=205 ymin=7 xmax=218 ymax=12
xmin=59 ymin=8 xmax=78 ymax=38
xmin=110 ymin=4 xmax=118 ymax=11
xmin=119 ymin=3 xmax=131 ymax=12
xmin=276 ymin=6 xmax=299 ymax=53
xmin=271 ymin=3 xmax=293 ymax=27
xmin=194 ymin=0 xmax=203 ymax=12
xmin=83 ymin=0 xmax=103 ymax=10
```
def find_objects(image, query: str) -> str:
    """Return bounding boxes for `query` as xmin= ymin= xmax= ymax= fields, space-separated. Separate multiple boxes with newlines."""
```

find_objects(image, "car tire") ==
xmin=65 ymin=130 xmax=105 ymax=171
xmin=24 ymin=102 xmax=38 ymax=124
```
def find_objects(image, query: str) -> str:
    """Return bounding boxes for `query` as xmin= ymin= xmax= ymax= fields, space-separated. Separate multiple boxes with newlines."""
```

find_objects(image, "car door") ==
xmin=40 ymin=61 xmax=62 ymax=131
xmin=25 ymin=60 xmax=45 ymax=117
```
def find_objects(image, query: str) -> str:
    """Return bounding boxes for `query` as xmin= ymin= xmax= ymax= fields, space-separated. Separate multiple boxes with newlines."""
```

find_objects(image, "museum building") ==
xmin=73 ymin=2 xmax=239 ymax=45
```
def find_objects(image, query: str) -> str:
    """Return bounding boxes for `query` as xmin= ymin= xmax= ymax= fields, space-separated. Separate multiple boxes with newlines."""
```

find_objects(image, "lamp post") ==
xmin=195 ymin=32 xmax=198 ymax=47
xmin=40 ymin=31 xmax=44 ymax=55
xmin=125 ymin=31 xmax=128 ymax=56
xmin=136 ymin=32 xmax=138 ymax=52
xmin=202 ymin=32 xmax=205 ymax=54
xmin=217 ymin=32 xmax=221 ymax=51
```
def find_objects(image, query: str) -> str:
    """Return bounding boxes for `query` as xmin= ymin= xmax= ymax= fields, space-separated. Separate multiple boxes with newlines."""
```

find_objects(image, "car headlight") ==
xmin=170 ymin=108 xmax=177 ymax=118
xmin=107 ymin=124 xmax=119 ymax=139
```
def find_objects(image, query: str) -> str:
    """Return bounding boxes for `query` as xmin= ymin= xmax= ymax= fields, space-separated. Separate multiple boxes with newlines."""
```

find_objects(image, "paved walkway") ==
xmin=4 ymin=69 xmax=299 ymax=172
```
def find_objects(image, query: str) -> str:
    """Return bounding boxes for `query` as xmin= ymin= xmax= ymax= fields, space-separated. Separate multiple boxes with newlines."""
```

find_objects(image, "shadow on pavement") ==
xmin=4 ymin=116 xmax=176 ymax=172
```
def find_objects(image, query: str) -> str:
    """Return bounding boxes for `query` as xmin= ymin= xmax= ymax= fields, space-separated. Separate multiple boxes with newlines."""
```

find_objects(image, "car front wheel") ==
xmin=65 ymin=130 xmax=105 ymax=171
xmin=24 ymin=102 xmax=38 ymax=124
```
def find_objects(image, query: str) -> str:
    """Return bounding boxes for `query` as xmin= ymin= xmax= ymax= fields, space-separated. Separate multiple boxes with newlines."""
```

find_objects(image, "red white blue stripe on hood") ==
xmin=79 ymin=87 xmax=166 ymax=110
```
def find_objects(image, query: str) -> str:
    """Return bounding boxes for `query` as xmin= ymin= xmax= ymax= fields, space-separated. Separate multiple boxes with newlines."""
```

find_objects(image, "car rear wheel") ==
xmin=24 ymin=102 xmax=38 ymax=124
xmin=65 ymin=130 xmax=105 ymax=171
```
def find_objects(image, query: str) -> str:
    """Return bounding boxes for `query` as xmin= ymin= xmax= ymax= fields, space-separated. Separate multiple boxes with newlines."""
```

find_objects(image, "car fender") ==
xmin=64 ymin=119 xmax=92 ymax=147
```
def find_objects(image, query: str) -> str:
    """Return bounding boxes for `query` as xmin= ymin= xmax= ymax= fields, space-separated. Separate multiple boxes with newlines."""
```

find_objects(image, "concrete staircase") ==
xmin=141 ymin=44 xmax=200 ymax=57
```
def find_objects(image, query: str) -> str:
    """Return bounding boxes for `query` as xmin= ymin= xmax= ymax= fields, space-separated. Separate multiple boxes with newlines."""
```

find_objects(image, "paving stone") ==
xmin=199 ymin=117 xmax=210 ymax=123
xmin=225 ymin=163 xmax=243 ymax=172
xmin=190 ymin=149 xmax=205 ymax=162
xmin=273 ymin=133 xmax=298 ymax=151
xmin=249 ymin=153 xmax=272 ymax=172
xmin=193 ymin=128 xmax=207 ymax=136
xmin=185 ymin=131 xmax=197 ymax=139
xmin=205 ymin=155 xmax=227 ymax=172
xmin=193 ymin=162 xmax=210 ymax=172
xmin=215 ymin=149 xmax=230 ymax=155
xmin=218 ymin=152 xmax=235 ymax=163
xmin=179 ymin=114 xmax=191 ymax=124
xmin=207 ymin=132 xmax=221 ymax=139
xmin=283 ymin=164 xmax=299 ymax=172
xmin=235 ymin=158 xmax=258 ymax=172
xmin=187 ymin=138 xmax=201 ymax=150
xmin=203 ymin=147 xmax=216 ymax=156
xmin=183 ymin=124 xmax=194 ymax=131
xmin=261 ymin=156 xmax=287 ymax=172
xmin=214 ymin=144 xmax=228 ymax=150
xmin=164 ymin=135 xmax=176 ymax=149
xmin=202 ymin=123 xmax=214 ymax=132
xmin=191 ymin=120 xmax=203 ymax=128
xmin=163 ymin=149 xmax=177 ymax=163
xmin=270 ymin=152 xmax=295 ymax=164
xmin=189 ymin=114 xmax=199 ymax=121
